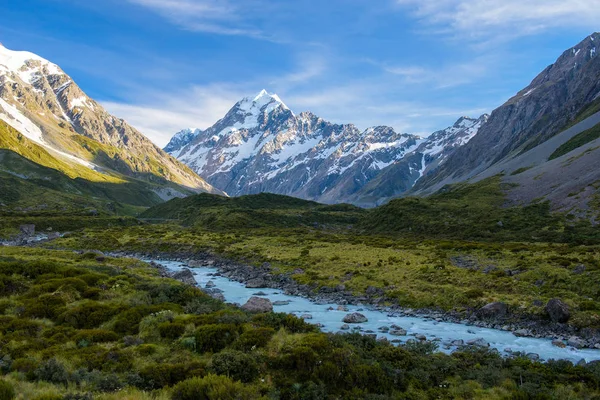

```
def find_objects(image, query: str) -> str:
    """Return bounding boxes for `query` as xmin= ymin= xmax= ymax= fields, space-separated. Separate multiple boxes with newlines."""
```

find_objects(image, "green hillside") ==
xmin=140 ymin=192 xmax=364 ymax=229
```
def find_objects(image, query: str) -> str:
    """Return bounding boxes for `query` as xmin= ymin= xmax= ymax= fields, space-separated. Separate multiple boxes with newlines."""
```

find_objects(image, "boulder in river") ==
xmin=552 ymin=339 xmax=566 ymax=348
xmin=205 ymin=281 xmax=216 ymax=288
xmin=343 ymin=313 xmax=368 ymax=323
xmin=171 ymin=269 xmax=197 ymax=286
xmin=273 ymin=300 xmax=291 ymax=306
xmin=545 ymin=298 xmax=570 ymax=323
xmin=389 ymin=328 xmax=407 ymax=336
xmin=241 ymin=297 xmax=273 ymax=313
xmin=467 ymin=338 xmax=489 ymax=347
xmin=340 ymin=324 xmax=350 ymax=330
xmin=301 ymin=314 xmax=313 ymax=320
xmin=477 ymin=302 xmax=508 ymax=319
xmin=567 ymin=336 xmax=585 ymax=349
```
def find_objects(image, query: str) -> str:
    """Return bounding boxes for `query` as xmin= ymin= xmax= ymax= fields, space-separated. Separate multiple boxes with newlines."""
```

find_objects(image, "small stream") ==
xmin=153 ymin=259 xmax=600 ymax=363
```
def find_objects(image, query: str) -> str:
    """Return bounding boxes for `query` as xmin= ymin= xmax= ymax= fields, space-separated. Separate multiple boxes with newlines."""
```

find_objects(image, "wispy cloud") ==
xmin=127 ymin=0 xmax=265 ymax=38
xmin=103 ymin=84 xmax=246 ymax=146
xmin=396 ymin=0 xmax=600 ymax=41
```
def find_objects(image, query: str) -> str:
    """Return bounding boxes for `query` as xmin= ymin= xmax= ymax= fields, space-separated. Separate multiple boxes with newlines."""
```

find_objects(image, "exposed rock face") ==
xmin=477 ymin=302 xmax=509 ymax=319
xmin=0 ymin=44 xmax=220 ymax=195
xmin=342 ymin=312 xmax=368 ymax=323
xmin=415 ymin=33 xmax=600 ymax=206
xmin=545 ymin=298 xmax=570 ymax=323
xmin=166 ymin=90 xmax=486 ymax=206
xmin=241 ymin=296 xmax=273 ymax=313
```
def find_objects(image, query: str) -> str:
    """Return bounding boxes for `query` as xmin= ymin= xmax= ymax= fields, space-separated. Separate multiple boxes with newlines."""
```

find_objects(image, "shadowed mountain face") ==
xmin=0 ymin=44 xmax=221 ymax=199
xmin=415 ymin=33 xmax=600 ymax=195
xmin=165 ymin=90 xmax=487 ymax=206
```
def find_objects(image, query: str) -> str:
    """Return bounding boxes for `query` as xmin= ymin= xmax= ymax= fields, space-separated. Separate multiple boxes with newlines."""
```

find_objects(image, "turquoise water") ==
xmin=154 ymin=259 xmax=600 ymax=362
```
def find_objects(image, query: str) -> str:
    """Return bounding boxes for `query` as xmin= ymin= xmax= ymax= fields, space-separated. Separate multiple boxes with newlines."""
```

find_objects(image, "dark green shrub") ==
xmin=234 ymin=327 xmax=275 ymax=351
xmin=0 ymin=380 xmax=15 ymax=400
xmin=138 ymin=362 xmax=205 ymax=390
xmin=24 ymin=294 xmax=67 ymax=319
xmin=194 ymin=324 xmax=239 ymax=353
xmin=158 ymin=322 xmax=186 ymax=339
xmin=73 ymin=329 xmax=119 ymax=344
xmin=35 ymin=358 xmax=69 ymax=385
xmin=210 ymin=350 xmax=259 ymax=383
xmin=10 ymin=357 xmax=37 ymax=378
xmin=171 ymin=374 xmax=256 ymax=400
xmin=58 ymin=302 xmax=119 ymax=329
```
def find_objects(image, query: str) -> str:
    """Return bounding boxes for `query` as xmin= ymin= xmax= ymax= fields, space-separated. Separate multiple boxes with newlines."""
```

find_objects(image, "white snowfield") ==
xmin=0 ymin=45 xmax=101 ymax=171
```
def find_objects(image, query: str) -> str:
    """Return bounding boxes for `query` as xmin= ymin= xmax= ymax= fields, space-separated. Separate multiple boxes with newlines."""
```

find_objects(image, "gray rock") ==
xmin=171 ymin=269 xmax=197 ymax=286
xmin=467 ymin=338 xmax=488 ymax=347
xmin=567 ymin=336 xmax=585 ymax=349
xmin=552 ymin=339 xmax=566 ymax=348
xmin=477 ymin=302 xmax=509 ymax=318
xmin=245 ymin=278 xmax=267 ymax=288
xmin=526 ymin=353 xmax=540 ymax=361
xmin=415 ymin=334 xmax=427 ymax=341
xmin=342 ymin=312 xmax=368 ymax=324
xmin=241 ymin=297 xmax=273 ymax=313
xmin=19 ymin=224 xmax=35 ymax=236
xmin=573 ymin=264 xmax=586 ymax=275
xmin=451 ymin=339 xmax=465 ymax=346
xmin=301 ymin=314 xmax=313 ymax=320
xmin=389 ymin=329 xmax=407 ymax=336
xmin=545 ymin=298 xmax=570 ymax=323
xmin=340 ymin=324 xmax=350 ymax=330
xmin=514 ymin=329 xmax=530 ymax=337
xmin=273 ymin=300 xmax=291 ymax=306
xmin=205 ymin=281 xmax=216 ymax=288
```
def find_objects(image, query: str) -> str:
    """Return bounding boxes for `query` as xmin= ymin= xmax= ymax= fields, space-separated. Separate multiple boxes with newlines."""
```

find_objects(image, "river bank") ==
xmin=106 ymin=249 xmax=600 ymax=353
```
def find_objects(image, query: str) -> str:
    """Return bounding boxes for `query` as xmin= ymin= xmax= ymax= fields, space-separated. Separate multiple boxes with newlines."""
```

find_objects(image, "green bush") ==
xmin=210 ymin=350 xmax=259 ymax=383
xmin=234 ymin=327 xmax=275 ymax=351
xmin=73 ymin=329 xmax=119 ymax=344
xmin=158 ymin=321 xmax=186 ymax=339
xmin=194 ymin=324 xmax=239 ymax=353
xmin=0 ymin=380 xmax=15 ymax=400
xmin=58 ymin=301 xmax=119 ymax=329
xmin=34 ymin=358 xmax=69 ymax=385
xmin=171 ymin=374 xmax=257 ymax=400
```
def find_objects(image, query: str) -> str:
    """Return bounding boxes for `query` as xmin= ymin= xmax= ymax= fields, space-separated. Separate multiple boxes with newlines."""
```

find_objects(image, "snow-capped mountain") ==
xmin=166 ymin=89 xmax=487 ymax=205
xmin=0 ymin=43 xmax=219 ymax=197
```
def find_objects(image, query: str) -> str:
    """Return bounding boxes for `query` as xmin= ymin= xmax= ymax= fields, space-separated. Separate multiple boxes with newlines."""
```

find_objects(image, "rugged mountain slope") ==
xmin=166 ymin=90 xmax=486 ymax=205
xmin=415 ymin=33 xmax=600 ymax=196
xmin=349 ymin=115 xmax=488 ymax=206
xmin=0 ymin=43 xmax=221 ymax=203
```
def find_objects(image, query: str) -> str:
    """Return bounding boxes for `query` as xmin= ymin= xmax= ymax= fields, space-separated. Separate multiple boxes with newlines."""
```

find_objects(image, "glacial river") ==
xmin=154 ymin=259 xmax=600 ymax=363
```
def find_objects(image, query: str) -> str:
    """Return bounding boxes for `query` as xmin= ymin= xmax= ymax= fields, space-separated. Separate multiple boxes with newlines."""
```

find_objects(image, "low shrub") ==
xmin=210 ymin=350 xmax=259 ymax=383
xmin=171 ymin=374 xmax=257 ymax=400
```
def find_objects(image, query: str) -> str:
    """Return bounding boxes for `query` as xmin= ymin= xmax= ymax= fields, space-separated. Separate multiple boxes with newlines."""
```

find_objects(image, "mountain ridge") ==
xmin=165 ymin=89 xmax=487 ymax=205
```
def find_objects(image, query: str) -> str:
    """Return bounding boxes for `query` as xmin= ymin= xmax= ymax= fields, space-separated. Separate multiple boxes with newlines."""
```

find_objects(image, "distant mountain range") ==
xmin=167 ymin=33 xmax=600 ymax=214
xmin=165 ymin=90 xmax=488 ymax=206
xmin=1 ymin=32 xmax=599 ymax=216
xmin=0 ymin=43 xmax=221 ymax=213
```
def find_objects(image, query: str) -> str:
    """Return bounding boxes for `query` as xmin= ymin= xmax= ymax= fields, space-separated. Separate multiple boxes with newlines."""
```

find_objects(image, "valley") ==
xmin=0 ymin=12 xmax=599 ymax=400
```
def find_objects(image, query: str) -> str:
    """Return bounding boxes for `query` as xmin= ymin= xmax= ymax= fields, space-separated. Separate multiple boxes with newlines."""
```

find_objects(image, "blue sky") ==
xmin=1 ymin=0 xmax=599 ymax=146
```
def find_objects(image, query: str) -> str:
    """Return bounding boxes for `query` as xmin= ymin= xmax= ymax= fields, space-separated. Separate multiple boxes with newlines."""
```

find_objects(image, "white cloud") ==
xmin=102 ymin=85 xmax=245 ymax=147
xmin=127 ymin=0 xmax=264 ymax=37
xmin=397 ymin=0 xmax=600 ymax=40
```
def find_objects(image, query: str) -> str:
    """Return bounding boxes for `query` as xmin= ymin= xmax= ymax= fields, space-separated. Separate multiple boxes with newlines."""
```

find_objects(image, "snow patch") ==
xmin=0 ymin=44 xmax=62 ymax=84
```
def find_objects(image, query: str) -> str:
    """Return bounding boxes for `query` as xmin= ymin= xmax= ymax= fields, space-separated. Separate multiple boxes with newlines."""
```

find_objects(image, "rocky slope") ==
xmin=0 ymin=43 xmax=220 ymax=199
xmin=166 ymin=90 xmax=486 ymax=205
xmin=414 ymin=33 xmax=600 ymax=198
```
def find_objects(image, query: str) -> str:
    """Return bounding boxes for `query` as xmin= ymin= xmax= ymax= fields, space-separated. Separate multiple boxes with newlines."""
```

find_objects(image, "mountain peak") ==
xmin=239 ymin=89 xmax=289 ymax=112
xmin=0 ymin=44 xmax=63 ymax=83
